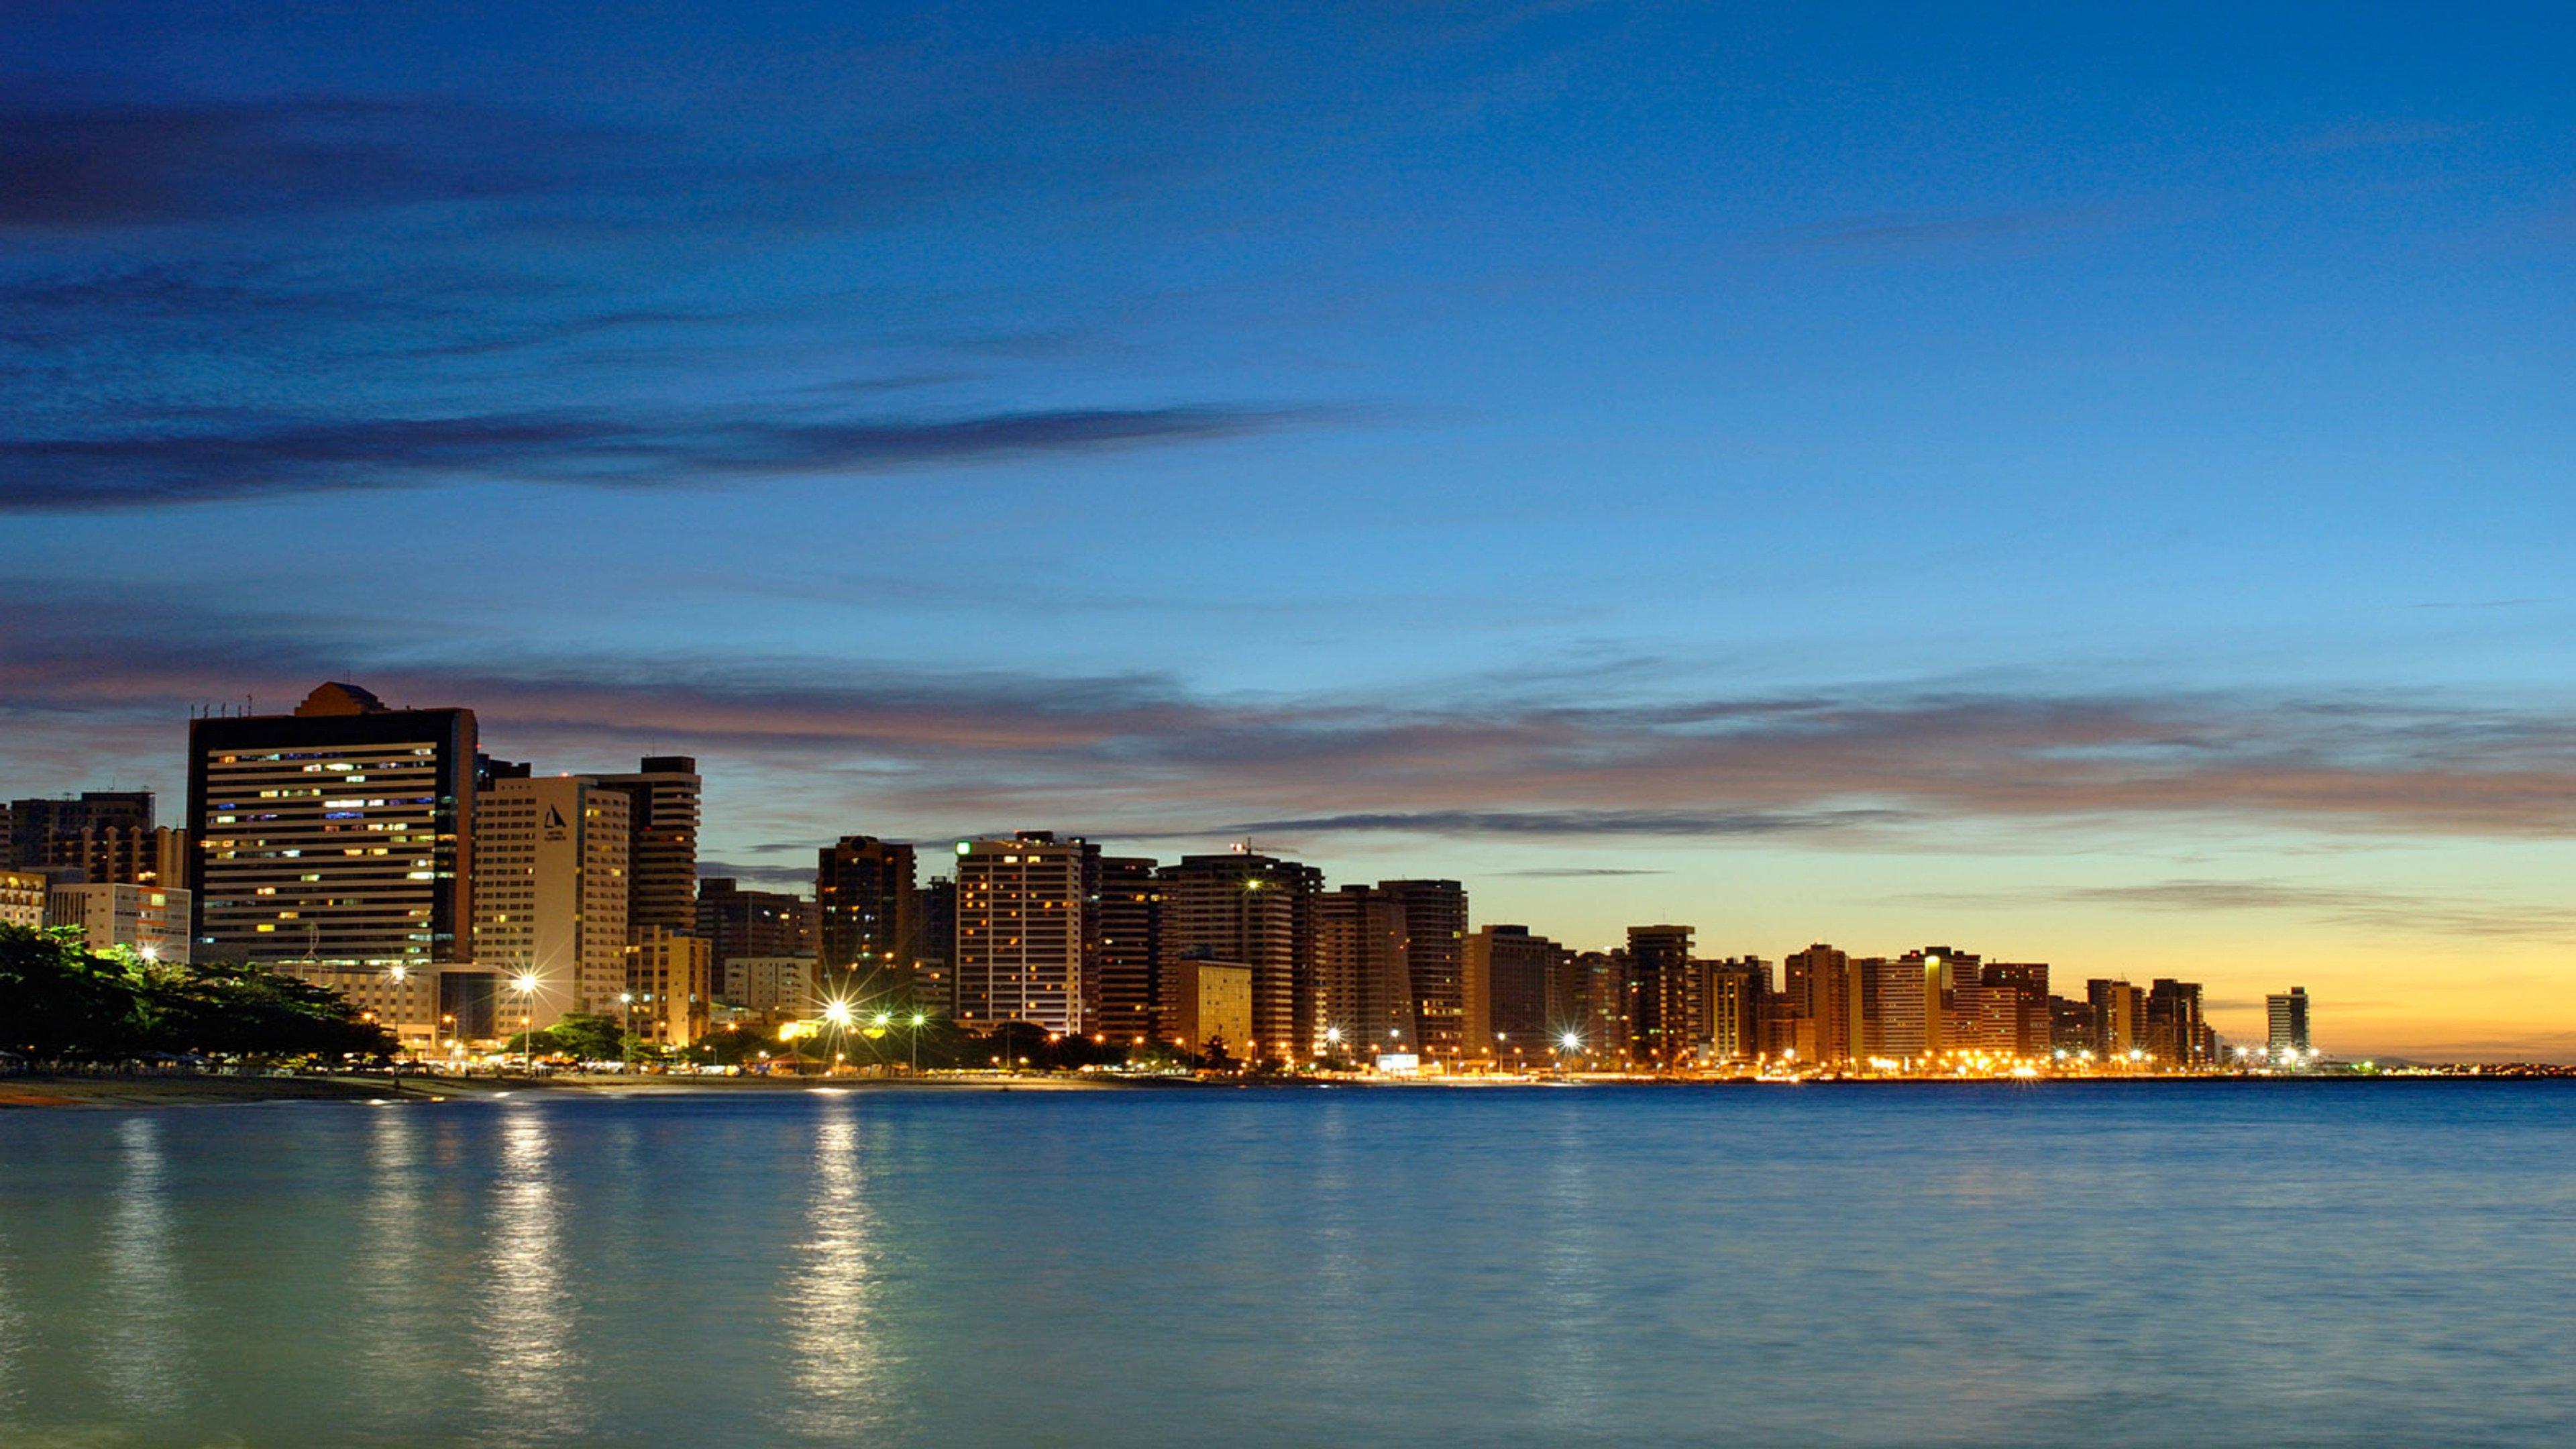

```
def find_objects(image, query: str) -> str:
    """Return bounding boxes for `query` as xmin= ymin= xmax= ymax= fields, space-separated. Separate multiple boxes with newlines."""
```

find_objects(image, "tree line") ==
xmin=0 ymin=925 xmax=396 ymax=1064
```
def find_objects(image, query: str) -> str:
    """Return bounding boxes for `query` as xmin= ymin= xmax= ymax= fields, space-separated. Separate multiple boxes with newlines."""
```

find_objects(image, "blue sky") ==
xmin=5 ymin=2 xmax=2574 ymax=1055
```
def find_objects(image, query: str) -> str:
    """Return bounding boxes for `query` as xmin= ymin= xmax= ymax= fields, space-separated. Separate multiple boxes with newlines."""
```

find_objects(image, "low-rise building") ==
xmin=45 ymin=883 xmax=192 ymax=963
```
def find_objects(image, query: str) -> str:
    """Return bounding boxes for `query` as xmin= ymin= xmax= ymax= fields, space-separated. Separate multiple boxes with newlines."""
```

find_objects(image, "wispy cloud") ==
xmin=0 ymin=404 xmax=1337 ymax=511
xmin=1917 ymin=878 xmax=2576 ymax=943
xmin=12 ymin=585 xmax=2576 ymax=853
xmin=0 ymin=89 xmax=614 ymax=231
xmin=1495 ymin=867 xmax=1672 ymax=878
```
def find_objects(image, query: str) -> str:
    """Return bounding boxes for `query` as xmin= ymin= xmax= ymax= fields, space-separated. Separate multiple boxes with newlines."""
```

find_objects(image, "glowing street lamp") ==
xmin=511 ymin=973 xmax=541 ymax=1073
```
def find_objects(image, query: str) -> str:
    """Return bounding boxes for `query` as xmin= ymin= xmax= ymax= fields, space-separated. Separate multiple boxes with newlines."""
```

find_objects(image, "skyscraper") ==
xmin=1161 ymin=849 xmax=1319 ymax=1063
xmin=186 ymin=683 xmax=476 ymax=1036
xmin=1784 ymin=943 xmax=1856 ymax=1063
xmin=1089 ymin=856 xmax=1161 ymax=1042
xmin=1623 ymin=924 xmax=1698 ymax=1065
xmin=815 ymin=835 xmax=918 ymax=995
xmin=696 ymin=877 xmax=818 ymax=966
xmin=2267 ymin=987 xmax=2312 ymax=1055
xmin=471 ymin=775 xmax=631 ymax=1026
xmin=2145 ymin=979 xmax=2206 ymax=1065
xmin=591 ymin=757 xmax=700 ymax=938
xmin=1381 ymin=879 xmax=1468 ymax=1060
xmin=2086 ymin=978 xmax=2144 ymax=1057
xmin=1705 ymin=956 xmax=1768 ymax=1063
xmin=953 ymin=833 xmax=1086 ymax=1033
xmin=914 ymin=875 xmax=955 ymax=1013
xmin=1464 ymin=924 xmax=1567 ymax=1059
xmin=1870 ymin=955 xmax=1934 ymax=1059
xmin=1313 ymin=883 xmax=1405 ymax=1053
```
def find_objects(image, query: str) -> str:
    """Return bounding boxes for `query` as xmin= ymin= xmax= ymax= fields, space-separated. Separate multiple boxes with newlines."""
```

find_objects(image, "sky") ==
xmin=3 ymin=1 xmax=2573 ymax=1059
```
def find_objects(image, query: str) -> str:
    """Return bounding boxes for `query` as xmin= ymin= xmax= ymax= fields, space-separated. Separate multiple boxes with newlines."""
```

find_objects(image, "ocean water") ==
xmin=0 ymin=1081 xmax=2569 ymax=1448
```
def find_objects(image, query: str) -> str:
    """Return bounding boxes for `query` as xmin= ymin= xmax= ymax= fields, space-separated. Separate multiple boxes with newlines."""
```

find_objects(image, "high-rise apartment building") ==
xmin=6 ymin=790 xmax=155 ymax=869
xmin=471 ymin=775 xmax=631 ymax=1027
xmin=5 ymin=790 xmax=189 ymax=890
xmin=592 ymin=757 xmax=700 ymax=938
xmin=626 ymin=926 xmax=710 ymax=1047
xmin=2086 ymin=979 xmax=2145 ymax=1057
xmin=1381 ymin=880 xmax=1468 ymax=1059
xmin=1161 ymin=850 xmax=1318 ymax=1062
xmin=1626 ymin=925 xmax=1698 ymax=1064
xmin=913 ymin=876 xmax=955 ymax=1014
xmin=1784 ymin=943 xmax=1856 ymax=1063
xmin=953 ymin=833 xmax=1086 ymax=1034
xmin=815 ymin=835 xmax=918 ymax=994
xmin=186 ymin=683 xmax=476 ymax=1036
xmin=1464 ymin=924 xmax=1566 ymax=1057
xmin=2145 ymin=978 xmax=2206 ymax=1065
xmin=2267 ymin=987 xmax=2312 ymax=1055
xmin=1313 ymin=883 xmax=1405 ymax=1053
xmin=46 ymin=883 xmax=191 ymax=963
xmin=696 ymin=877 xmax=818 ymax=965
xmin=1870 ymin=955 xmax=1936 ymax=1059
xmin=1974 ymin=961 xmax=2052 ymax=1056
xmin=1898 ymin=948 xmax=1974 ymax=1057
xmin=1089 ymin=856 xmax=1161 ymax=1042
xmin=1705 ymin=957 xmax=1768 ymax=1062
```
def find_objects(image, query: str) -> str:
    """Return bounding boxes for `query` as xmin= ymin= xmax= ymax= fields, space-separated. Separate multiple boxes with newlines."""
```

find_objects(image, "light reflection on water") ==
xmin=473 ymin=1104 xmax=589 ymax=1444
xmin=784 ymin=1102 xmax=890 ymax=1436
xmin=0 ymin=1083 xmax=2568 ymax=1448
xmin=99 ymin=1116 xmax=186 ymax=1420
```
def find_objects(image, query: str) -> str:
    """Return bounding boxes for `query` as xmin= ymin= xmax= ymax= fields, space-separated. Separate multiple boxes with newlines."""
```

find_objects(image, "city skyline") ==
xmin=8 ymin=682 xmax=2295 ymax=1069
xmin=7 ymin=3 xmax=2575 ymax=1061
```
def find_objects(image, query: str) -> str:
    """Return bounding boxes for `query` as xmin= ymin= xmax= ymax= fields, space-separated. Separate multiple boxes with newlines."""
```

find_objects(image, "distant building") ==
xmin=1169 ymin=958 xmax=1253 ymax=1063
xmin=1314 ymin=883 xmax=1404 ymax=1053
xmin=2145 ymin=979 xmax=2207 ymax=1065
xmin=472 ymin=775 xmax=631 ymax=1029
xmin=2267 ymin=987 xmax=2312 ymax=1055
xmin=1705 ymin=957 xmax=1767 ymax=1062
xmin=913 ymin=876 xmax=955 ymax=1013
xmin=1160 ymin=850 xmax=1318 ymax=1063
xmin=1464 ymin=924 xmax=1567 ymax=1059
xmin=1088 ymin=856 xmax=1161 ymax=1043
xmin=1626 ymin=925 xmax=1697 ymax=1064
xmin=815 ymin=835 xmax=918 ymax=994
xmin=2086 ymin=979 xmax=2145 ymax=1057
xmin=46 ymin=883 xmax=191 ymax=962
xmin=723 ymin=956 xmax=816 ymax=1017
xmin=590 ymin=757 xmax=701 ymax=940
xmin=1381 ymin=880 xmax=1468 ymax=1060
xmin=186 ymin=682 xmax=477 ymax=1040
xmin=5 ymin=790 xmax=155 ymax=869
xmin=1975 ymin=961 xmax=2053 ymax=1056
xmin=1564 ymin=949 xmax=1629 ymax=1062
xmin=954 ymin=833 xmax=1087 ymax=1034
xmin=1784 ymin=943 xmax=1856 ymax=1063
xmin=0 ymin=869 xmax=47 ymax=930
xmin=696 ymin=877 xmax=818 ymax=966
xmin=627 ymin=926 xmax=710 ymax=1047
xmin=1871 ymin=955 xmax=1936 ymax=1059
xmin=2047 ymin=994 xmax=2095 ymax=1053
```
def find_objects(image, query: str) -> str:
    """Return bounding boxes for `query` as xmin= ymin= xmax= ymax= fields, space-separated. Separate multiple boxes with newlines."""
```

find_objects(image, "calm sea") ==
xmin=0 ymin=1081 xmax=2569 ymax=1448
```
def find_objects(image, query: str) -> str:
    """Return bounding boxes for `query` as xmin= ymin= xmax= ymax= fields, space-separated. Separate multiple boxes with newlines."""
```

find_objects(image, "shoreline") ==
xmin=1 ymin=1068 xmax=2565 ymax=1110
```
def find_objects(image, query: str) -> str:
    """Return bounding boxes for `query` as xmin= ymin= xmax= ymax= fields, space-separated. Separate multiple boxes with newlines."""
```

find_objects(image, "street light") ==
xmin=511 ymin=973 xmax=541 ymax=1074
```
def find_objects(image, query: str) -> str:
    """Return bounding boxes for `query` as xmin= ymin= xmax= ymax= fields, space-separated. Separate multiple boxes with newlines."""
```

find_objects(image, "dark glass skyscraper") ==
xmin=816 ymin=835 xmax=917 ymax=993
xmin=185 ymin=682 xmax=476 ymax=979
